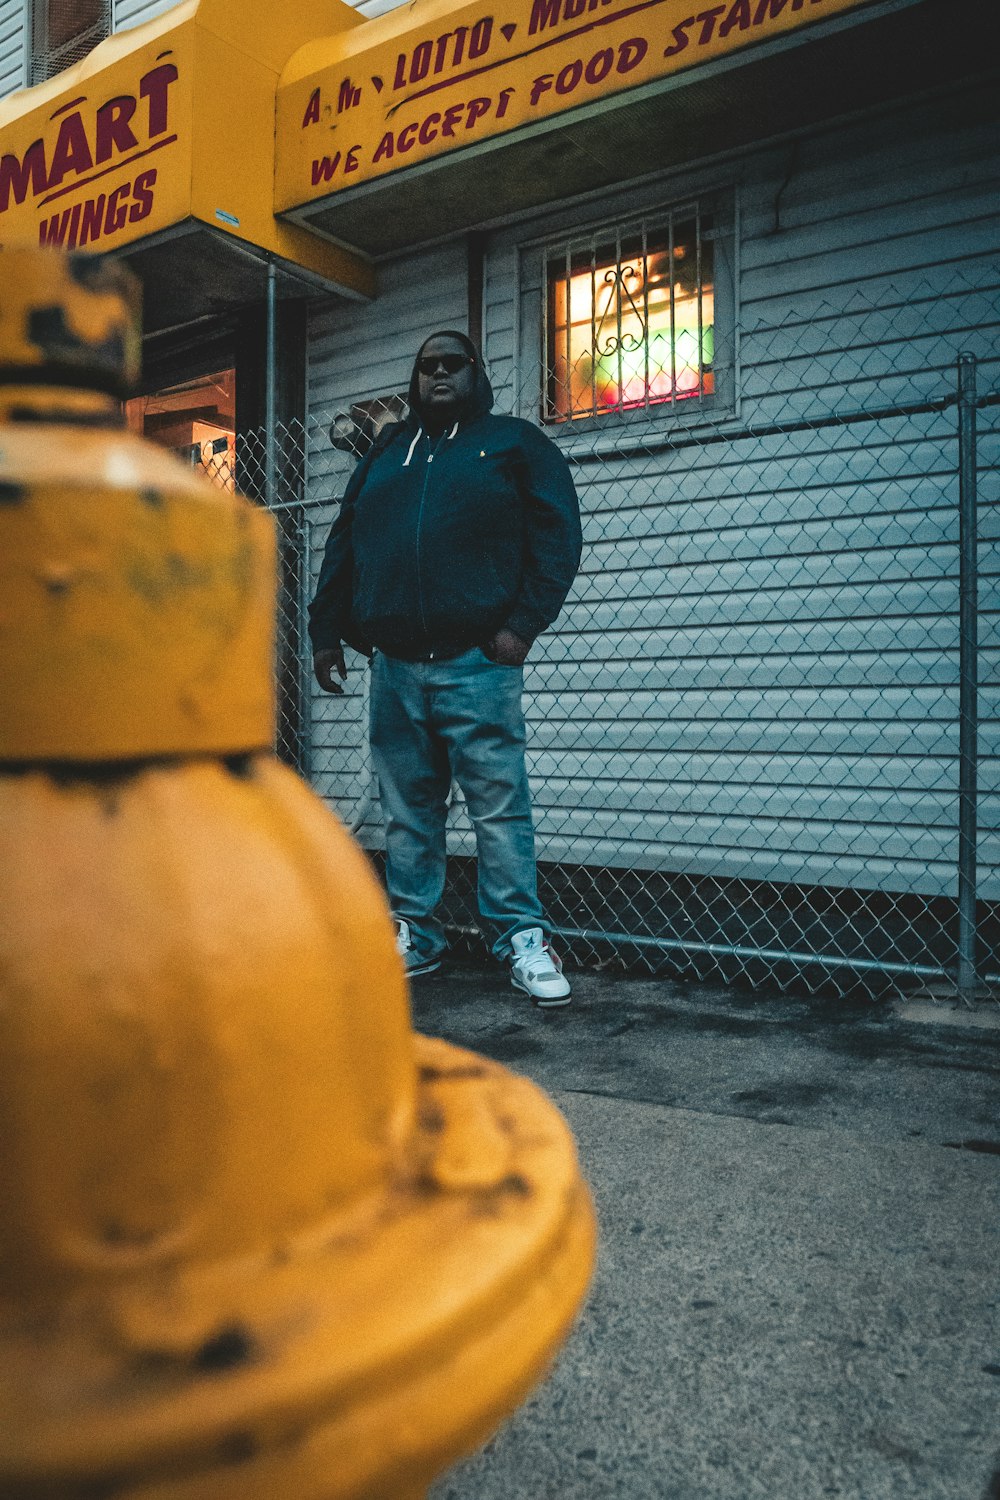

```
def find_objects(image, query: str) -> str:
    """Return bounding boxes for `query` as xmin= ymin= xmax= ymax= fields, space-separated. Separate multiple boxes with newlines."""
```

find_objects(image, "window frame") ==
xmin=517 ymin=187 xmax=738 ymax=443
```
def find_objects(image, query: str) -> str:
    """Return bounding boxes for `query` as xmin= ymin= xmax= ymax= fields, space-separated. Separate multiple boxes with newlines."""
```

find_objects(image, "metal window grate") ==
xmin=543 ymin=203 xmax=715 ymax=424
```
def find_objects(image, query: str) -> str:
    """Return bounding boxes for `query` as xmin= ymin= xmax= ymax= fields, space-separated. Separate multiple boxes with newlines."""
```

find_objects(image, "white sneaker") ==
xmin=395 ymin=919 xmax=442 ymax=977
xmin=509 ymin=927 xmax=571 ymax=1007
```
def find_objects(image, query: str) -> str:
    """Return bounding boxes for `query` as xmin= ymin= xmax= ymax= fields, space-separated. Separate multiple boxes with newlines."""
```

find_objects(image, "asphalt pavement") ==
xmin=413 ymin=963 xmax=1000 ymax=1500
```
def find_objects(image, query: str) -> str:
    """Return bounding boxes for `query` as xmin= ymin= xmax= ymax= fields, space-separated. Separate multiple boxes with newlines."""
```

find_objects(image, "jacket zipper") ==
xmin=414 ymin=430 xmax=449 ymax=655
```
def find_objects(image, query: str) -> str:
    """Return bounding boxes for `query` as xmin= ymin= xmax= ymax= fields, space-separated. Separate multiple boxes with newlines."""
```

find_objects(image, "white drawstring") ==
xmin=402 ymin=427 xmax=423 ymax=467
xmin=403 ymin=421 xmax=458 ymax=467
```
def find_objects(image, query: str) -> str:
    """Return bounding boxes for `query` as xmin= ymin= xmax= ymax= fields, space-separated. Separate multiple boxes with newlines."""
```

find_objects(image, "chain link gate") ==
xmin=210 ymin=267 xmax=998 ymax=1003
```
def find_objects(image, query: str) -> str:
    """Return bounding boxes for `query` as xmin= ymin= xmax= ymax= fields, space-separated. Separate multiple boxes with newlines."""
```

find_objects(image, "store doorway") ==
xmin=124 ymin=369 xmax=236 ymax=493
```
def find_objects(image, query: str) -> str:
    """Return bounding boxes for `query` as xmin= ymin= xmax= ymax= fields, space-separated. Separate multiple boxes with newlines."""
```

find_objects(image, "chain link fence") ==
xmin=223 ymin=266 xmax=998 ymax=1003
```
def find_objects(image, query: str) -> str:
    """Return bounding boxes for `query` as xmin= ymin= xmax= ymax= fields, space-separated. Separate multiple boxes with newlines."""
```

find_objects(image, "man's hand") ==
xmin=314 ymin=645 xmax=347 ymax=694
xmin=486 ymin=627 xmax=530 ymax=667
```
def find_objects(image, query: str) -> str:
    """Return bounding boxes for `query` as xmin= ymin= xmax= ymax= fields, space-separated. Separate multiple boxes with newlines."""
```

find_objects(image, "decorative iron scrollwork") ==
xmin=595 ymin=264 xmax=646 ymax=357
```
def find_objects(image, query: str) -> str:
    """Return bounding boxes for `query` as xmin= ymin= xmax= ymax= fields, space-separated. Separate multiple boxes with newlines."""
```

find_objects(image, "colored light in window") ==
xmin=546 ymin=219 xmax=714 ymax=421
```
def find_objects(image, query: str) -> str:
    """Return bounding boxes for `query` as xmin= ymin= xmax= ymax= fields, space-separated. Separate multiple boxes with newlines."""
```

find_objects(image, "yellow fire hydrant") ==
xmin=0 ymin=250 xmax=596 ymax=1500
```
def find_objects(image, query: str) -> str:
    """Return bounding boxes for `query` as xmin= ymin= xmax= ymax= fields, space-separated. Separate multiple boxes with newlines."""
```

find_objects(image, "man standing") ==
xmin=310 ymin=330 xmax=582 ymax=1006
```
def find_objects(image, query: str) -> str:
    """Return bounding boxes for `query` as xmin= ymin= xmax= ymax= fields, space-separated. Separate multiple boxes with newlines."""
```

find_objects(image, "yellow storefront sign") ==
xmin=275 ymin=0 xmax=874 ymax=211
xmin=0 ymin=30 xmax=192 ymax=254
xmin=0 ymin=0 xmax=373 ymax=297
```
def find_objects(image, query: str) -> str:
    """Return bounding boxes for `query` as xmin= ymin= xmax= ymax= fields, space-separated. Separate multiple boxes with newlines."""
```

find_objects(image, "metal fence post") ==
xmin=957 ymin=352 xmax=979 ymax=1004
xmin=264 ymin=260 xmax=277 ymax=510
xmin=297 ymin=507 xmax=314 ymax=781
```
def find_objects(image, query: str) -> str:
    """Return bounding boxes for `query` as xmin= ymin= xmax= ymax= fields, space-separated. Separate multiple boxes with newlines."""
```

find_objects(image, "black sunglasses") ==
xmin=417 ymin=353 xmax=473 ymax=376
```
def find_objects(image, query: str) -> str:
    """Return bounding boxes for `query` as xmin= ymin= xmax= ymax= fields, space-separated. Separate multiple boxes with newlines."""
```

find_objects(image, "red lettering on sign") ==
xmin=37 ymin=166 xmax=157 ymax=247
xmin=440 ymin=102 xmax=465 ymax=136
xmin=0 ymin=139 xmax=48 ymax=211
xmin=616 ymin=36 xmax=647 ymax=70
xmin=80 ymin=194 xmax=106 ymax=245
xmin=104 ymin=181 xmax=130 ymax=234
xmin=719 ymin=0 xmax=751 ymax=34
xmin=665 ymin=0 xmax=812 ymax=59
xmin=585 ymin=47 xmax=614 ymax=82
xmin=2 ymin=61 xmax=179 ymax=216
xmin=129 ymin=166 xmax=156 ymax=220
xmin=663 ymin=18 xmax=693 ymax=55
xmin=394 ymin=23 xmax=479 ymax=89
xmin=95 ymin=97 xmax=138 ymax=163
xmin=302 ymin=88 xmax=321 ymax=127
xmin=468 ymin=17 xmax=493 ymax=56
xmin=311 ymin=153 xmax=342 ymax=183
xmin=39 ymin=200 xmax=82 ymax=247
xmin=411 ymin=39 xmax=433 ymax=82
xmin=465 ymin=96 xmax=491 ymax=126
xmin=433 ymin=32 xmax=453 ymax=72
xmin=140 ymin=63 xmax=178 ymax=137
xmin=529 ymin=0 xmax=561 ymax=32
xmin=322 ymin=0 xmax=840 ymax=190
xmin=530 ymin=72 xmax=553 ymax=104
xmin=695 ymin=6 xmax=726 ymax=43
xmin=47 ymin=112 xmax=93 ymax=190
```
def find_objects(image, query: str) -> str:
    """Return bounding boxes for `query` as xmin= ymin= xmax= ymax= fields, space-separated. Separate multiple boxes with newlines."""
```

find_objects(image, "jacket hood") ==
xmin=407 ymin=330 xmax=494 ymax=425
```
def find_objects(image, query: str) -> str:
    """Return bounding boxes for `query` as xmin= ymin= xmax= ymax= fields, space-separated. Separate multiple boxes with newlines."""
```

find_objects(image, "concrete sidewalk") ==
xmin=414 ymin=968 xmax=1000 ymax=1500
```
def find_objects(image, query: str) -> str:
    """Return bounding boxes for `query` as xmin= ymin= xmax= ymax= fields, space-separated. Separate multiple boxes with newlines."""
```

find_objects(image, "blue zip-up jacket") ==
xmin=308 ymin=342 xmax=582 ymax=661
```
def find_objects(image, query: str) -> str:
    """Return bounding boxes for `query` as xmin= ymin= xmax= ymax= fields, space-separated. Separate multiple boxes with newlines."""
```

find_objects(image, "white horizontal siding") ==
xmin=472 ymin=84 xmax=1000 ymax=901
xmin=349 ymin=0 xmax=413 ymax=13
xmin=112 ymin=0 xmax=180 ymax=28
xmin=0 ymin=0 xmax=25 ymax=99
xmin=293 ymin=77 xmax=1000 ymax=908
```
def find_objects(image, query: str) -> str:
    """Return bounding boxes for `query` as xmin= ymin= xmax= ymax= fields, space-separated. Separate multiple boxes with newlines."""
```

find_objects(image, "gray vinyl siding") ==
xmin=0 ymin=0 xmax=26 ymax=98
xmin=480 ymin=83 xmax=1000 ymax=901
xmin=349 ymin=0 xmax=413 ymax=13
xmin=302 ymin=88 xmax=1000 ymax=902
xmin=112 ymin=0 xmax=181 ymax=28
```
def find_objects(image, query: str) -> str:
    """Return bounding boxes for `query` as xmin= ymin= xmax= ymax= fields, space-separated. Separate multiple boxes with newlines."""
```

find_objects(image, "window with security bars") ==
xmin=31 ymin=0 xmax=110 ymax=85
xmin=543 ymin=204 xmax=718 ymax=423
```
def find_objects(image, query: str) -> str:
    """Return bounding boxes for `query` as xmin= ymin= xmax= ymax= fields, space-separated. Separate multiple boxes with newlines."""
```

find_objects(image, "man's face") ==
xmin=416 ymin=336 xmax=475 ymax=417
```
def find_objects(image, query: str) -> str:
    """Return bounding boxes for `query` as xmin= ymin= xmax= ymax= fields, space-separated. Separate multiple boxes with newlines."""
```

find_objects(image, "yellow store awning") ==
xmin=0 ymin=0 xmax=374 ymax=327
xmin=273 ymin=0 xmax=947 ymax=257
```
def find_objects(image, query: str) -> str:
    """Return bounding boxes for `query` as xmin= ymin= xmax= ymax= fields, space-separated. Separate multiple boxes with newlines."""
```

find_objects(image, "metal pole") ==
xmin=264 ymin=260 xmax=277 ymax=509
xmin=957 ymin=353 xmax=979 ymax=1004
xmin=297 ymin=507 xmax=314 ymax=781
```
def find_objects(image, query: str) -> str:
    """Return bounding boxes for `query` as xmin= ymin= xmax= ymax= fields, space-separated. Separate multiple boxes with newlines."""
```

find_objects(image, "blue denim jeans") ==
xmin=369 ymin=648 xmax=545 ymax=961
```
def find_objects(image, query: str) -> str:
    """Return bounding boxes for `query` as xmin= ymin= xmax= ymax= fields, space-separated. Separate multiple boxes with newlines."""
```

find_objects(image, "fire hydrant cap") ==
xmin=0 ymin=249 xmax=141 ymax=396
xmin=0 ymin=251 xmax=274 ymax=763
